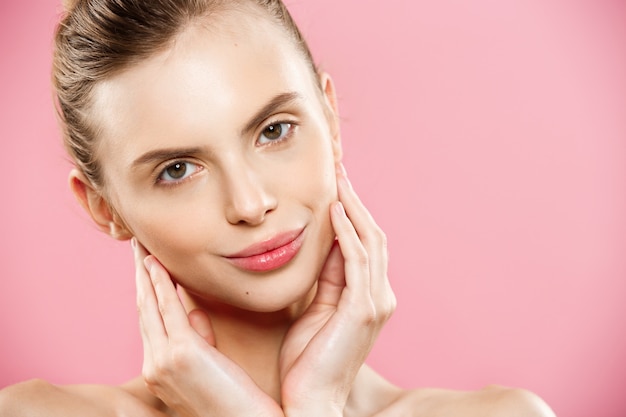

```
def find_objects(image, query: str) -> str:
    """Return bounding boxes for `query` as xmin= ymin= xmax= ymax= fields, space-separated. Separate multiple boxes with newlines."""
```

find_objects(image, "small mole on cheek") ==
xmin=246 ymin=291 xmax=250 ymax=295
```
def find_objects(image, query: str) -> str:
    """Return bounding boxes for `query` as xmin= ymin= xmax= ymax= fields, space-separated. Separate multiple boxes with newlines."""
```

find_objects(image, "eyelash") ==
xmin=155 ymin=161 xmax=203 ymax=187
xmin=153 ymin=119 xmax=298 ymax=187
xmin=257 ymin=120 xmax=297 ymax=147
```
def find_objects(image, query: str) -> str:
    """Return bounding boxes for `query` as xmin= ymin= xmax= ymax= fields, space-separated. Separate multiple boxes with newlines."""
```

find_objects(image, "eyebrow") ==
xmin=241 ymin=91 xmax=303 ymax=136
xmin=131 ymin=92 xmax=302 ymax=169
xmin=132 ymin=147 xmax=205 ymax=169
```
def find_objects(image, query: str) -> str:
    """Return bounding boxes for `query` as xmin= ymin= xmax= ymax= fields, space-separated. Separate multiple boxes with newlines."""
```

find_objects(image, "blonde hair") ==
xmin=53 ymin=0 xmax=318 ymax=187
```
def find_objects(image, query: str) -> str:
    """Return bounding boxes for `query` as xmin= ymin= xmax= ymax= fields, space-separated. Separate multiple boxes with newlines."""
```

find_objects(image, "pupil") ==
xmin=265 ymin=124 xmax=282 ymax=140
xmin=167 ymin=163 xmax=186 ymax=179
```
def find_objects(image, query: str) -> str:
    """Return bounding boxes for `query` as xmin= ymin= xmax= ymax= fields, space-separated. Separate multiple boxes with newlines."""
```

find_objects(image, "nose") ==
xmin=223 ymin=162 xmax=277 ymax=226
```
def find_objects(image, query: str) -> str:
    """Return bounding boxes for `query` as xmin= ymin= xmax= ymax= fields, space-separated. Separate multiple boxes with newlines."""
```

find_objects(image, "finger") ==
xmin=330 ymin=201 xmax=372 ymax=305
xmin=133 ymin=238 xmax=166 ymax=359
xmin=336 ymin=166 xmax=392 ymax=309
xmin=336 ymin=167 xmax=387 ymax=271
xmin=188 ymin=309 xmax=216 ymax=347
xmin=311 ymin=240 xmax=345 ymax=307
xmin=335 ymin=164 xmax=380 ymax=240
xmin=143 ymin=255 xmax=191 ymax=341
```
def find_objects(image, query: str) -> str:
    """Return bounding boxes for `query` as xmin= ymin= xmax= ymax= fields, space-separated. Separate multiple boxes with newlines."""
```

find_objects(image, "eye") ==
xmin=257 ymin=122 xmax=293 ymax=145
xmin=157 ymin=161 xmax=202 ymax=185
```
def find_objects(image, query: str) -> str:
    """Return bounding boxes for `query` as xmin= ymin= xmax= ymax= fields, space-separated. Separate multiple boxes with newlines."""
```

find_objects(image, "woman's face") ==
xmin=90 ymin=11 xmax=341 ymax=312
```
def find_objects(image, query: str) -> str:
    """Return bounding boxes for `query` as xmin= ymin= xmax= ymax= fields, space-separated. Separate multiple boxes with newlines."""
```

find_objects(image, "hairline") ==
xmin=81 ymin=3 xmax=322 ymax=196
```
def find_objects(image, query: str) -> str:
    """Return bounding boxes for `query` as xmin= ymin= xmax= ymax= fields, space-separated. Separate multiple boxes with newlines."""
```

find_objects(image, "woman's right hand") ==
xmin=132 ymin=239 xmax=283 ymax=417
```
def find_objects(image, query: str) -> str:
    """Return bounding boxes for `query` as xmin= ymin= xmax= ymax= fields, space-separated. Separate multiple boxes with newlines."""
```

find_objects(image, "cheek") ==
xmin=292 ymin=133 xmax=337 ymax=207
xmin=291 ymin=135 xmax=338 ymax=239
xmin=141 ymin=209 xmax=211 ymax=253
xmin=115 ymin=184 xmax=222 ymax=265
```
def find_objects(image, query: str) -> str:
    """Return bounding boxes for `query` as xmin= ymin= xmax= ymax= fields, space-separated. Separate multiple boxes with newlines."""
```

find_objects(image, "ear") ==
xmin=318 ymin=71 xmax=342 ymax=163
xmin=69 ymin=168 xmax=132 ymax=240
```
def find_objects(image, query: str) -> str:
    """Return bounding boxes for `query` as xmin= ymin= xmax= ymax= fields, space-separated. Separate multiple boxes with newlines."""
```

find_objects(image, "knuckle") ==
xmin=377 ymin=302 xmax=396 ymax=324
xmin=144 ymin=347 xmax=189 ymax=386
xmin=366 ymin=226 xmax=387 ymax=248
xmin=135 ymin=294 xmax=147 ymax=311
xmin=385 ymin=285 xmax=397 ymax=313
xmin=382 ymin=303 xmax=396 ymax=322
xmin=168 ymin=345 xmax=190 ymax=369
xmin=351 ymin=248 xmax=369 ymax=268
xmin=141 ymin=366 xmax=159 ymax=388
xmin=152 ymin=357 xmax=171 ymax=379
xmin=371 ymin=282 xmax=396 ymax=323
xmin=388 ymin=292 xmax=398 ymax=314
xmin=376 ymin=228 xmax=388 ymax=248
xmin=356 ymin=301 xmax=377 ymax=326
xmin=372 ymin=296 xmax=396 ymax=324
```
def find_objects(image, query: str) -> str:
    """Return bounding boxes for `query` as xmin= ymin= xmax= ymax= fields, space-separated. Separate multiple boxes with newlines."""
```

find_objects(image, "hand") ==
xmin=133 ymin=240 xmax=283 ymax=417
xmin=279 ymin=164 xmax=396 ymax=417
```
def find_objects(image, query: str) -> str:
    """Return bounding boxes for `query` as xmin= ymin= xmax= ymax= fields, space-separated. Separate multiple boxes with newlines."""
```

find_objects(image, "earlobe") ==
xmin=318 ymin=71 xmax=343 ymax=162
xmin=68 ymin=168 xmax=132 ymax=240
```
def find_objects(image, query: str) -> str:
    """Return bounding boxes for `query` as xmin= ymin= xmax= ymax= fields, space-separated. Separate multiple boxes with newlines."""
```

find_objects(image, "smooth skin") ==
xmin=0 ymin=7 xmax=555 ymax=417
xmin=0 ymin=173 xmax=555 ymax=417
xmin=127 ymin=167 xmax=396 ymax=417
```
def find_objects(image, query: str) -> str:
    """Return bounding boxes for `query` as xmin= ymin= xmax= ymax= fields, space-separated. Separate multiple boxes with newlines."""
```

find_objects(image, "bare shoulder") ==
xmin=375 ymin=384 xmax=556 ymax=417
xmin=0 ymin=376 xmax=166 ymax=417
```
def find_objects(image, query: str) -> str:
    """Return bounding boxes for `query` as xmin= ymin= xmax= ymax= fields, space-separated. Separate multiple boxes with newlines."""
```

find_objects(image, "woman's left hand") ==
xmin=279 ymin=164 xmax=396 ymax=417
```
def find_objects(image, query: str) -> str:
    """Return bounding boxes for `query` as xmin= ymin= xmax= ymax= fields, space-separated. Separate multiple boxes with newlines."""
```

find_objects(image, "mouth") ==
xmin=224 ymin=228 xmax=305 ymax=272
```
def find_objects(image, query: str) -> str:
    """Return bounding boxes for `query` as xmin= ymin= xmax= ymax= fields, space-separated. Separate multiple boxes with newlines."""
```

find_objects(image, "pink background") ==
xmin=1 ymin=1 xmax=625 ymax=416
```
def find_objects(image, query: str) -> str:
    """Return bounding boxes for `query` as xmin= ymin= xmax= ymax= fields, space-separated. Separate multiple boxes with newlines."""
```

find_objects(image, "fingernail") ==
xmin=143 ymin=256 xmax=154 ymax=274
xmin=131 ymin=237 xmax=137 ymax=249
xmin=334 ymin=201 xmax=345 ymax=215
xmin=336 ymin=163 xmax=347 ymax=176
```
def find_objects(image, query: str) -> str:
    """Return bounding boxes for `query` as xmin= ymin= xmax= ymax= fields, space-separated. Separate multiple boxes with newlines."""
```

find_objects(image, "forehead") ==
xmin=91 ymin=8 xmax=317 ymax=156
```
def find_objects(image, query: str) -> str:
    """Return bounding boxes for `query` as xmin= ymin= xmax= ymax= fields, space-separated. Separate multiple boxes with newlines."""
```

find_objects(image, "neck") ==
xmin=178 ymin=286 xmax=316 ymax=402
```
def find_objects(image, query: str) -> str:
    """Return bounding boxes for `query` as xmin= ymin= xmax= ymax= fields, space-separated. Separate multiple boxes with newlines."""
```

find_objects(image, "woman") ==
xmin=0 ymin=0 xmax=555 ymax=415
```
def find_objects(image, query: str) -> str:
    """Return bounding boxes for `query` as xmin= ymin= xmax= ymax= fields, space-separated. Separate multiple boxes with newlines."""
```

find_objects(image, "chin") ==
xmin=231 ymin=214 xmax=337 ymax=313
xmin=232 ymin=236 xmax=334 ymax=313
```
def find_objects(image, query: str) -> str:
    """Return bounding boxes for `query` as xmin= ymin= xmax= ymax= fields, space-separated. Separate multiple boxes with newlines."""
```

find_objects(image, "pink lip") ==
xmin=225 ymin=228 xmax=305 ymax=272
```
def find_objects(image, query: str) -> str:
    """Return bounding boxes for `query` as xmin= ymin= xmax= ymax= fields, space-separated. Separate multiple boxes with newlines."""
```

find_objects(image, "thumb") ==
xmin=311 ymin=240 xmax=345 ymax=307
xmin=318 ymin=240 xmax=345 ymax=287
xmin=188 ymin=309 xmax=216 ymax=346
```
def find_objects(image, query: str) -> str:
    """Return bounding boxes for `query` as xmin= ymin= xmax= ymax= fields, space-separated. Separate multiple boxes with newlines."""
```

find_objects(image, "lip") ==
xmin=224 ymin=228 xmax=305 ymax=272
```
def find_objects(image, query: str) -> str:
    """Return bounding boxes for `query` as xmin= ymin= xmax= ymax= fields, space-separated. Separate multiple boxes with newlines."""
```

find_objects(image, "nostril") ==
xmin=223 ymin=175 xmax=277 ymax=226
